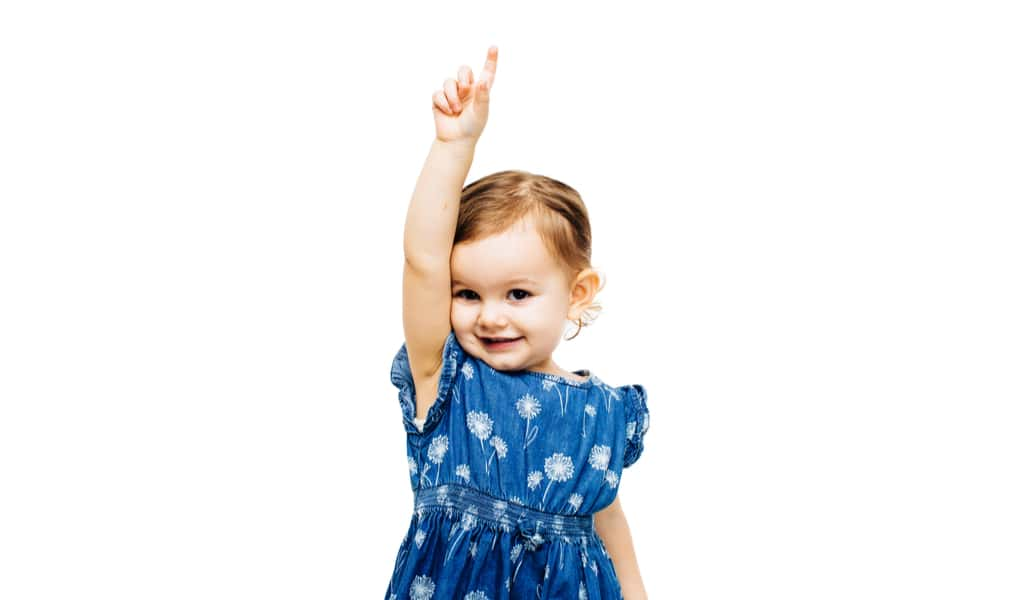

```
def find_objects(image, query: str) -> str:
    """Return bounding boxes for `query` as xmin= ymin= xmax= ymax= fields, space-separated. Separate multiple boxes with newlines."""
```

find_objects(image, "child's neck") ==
xmin=528 ymin=360 xmax=589 ymax=382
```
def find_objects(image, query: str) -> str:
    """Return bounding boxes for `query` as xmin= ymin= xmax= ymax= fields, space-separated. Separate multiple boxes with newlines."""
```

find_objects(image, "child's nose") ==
xmin=478 ymin=301 xmax=508 ymax=327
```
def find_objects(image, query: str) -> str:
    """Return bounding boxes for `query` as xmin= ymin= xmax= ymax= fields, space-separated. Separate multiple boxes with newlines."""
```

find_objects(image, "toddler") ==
xmin=387 ymin=46 xmax=651 ymax=600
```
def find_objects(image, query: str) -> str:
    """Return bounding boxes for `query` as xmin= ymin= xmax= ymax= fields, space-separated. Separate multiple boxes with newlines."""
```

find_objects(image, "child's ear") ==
xmin=567 ymin=268 xmax=601 ymax=319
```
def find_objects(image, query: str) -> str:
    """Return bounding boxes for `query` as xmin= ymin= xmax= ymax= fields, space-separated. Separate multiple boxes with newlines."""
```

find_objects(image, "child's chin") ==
xmin=476 ymin=353 xmax=524 ymax=373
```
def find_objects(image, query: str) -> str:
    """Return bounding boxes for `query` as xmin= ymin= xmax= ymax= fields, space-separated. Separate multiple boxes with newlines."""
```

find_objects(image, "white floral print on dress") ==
xmin=541 ymin=378 xmax=568 ymax=415
xmin=582 ymin=404 xmax=597 ymax=437
xmin=427 ymin=435 xmax=448 ymax=486
xmin=596 ymin=382 xmax=620 ymax=411
xmin=466 ymin=411 xmax=494 ymax=453
xmin=588 ymin=445 xmax=611 ymax=471
xmin=409 ymin=574 xmax=434 ymax=600
xmin=445 ymin=506 xmax=479 ymax=564
xmin=515 ymin=393 xmax=542 ymax=448
xmin=486 ymin=435 xmax=508 ymax=475
xmin=541 ymin=452 xmax=574 ymax=507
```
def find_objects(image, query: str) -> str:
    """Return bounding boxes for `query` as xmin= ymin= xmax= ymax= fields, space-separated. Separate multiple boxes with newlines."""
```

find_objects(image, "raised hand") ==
xmin=432 ymin=46 xmax=498 ymax=143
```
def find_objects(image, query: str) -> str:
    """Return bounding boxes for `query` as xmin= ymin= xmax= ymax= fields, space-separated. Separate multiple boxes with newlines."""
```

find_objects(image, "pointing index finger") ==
xmin=481 ymin=46 xmax=498 ymax=85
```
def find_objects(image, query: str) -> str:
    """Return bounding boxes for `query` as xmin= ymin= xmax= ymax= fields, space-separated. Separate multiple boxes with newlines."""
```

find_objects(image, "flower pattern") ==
xmin=541 ymin=378 xmax=569 ymax=416
xmin=592 ymin=381 xmax=620 ymax=412
xmin=515 ymin=393 xmax=542 ymax=448
xmin=486 ymin=435 xmax=507 ymax=475
xmin=527 ymin=470 xmax=543 ymax=491
xmin=541 ymin=452 xmax=574 ymax=508
xmin=427 ymin=435 xmax=449 ymax=486
xmin=583 ymin=404 xmax=596 ymax=437
xmin=410 ymin=574 xmax=435 ymax=600
xmin=445 ymin=506 xmax=479 ymax=564
xmin=387 ymin=332 xmax=649 ymax=598
xmin=588 ymin=445 xmax=611 ymax=471
xmin=466 ymin=411 xmax=493 ymax=454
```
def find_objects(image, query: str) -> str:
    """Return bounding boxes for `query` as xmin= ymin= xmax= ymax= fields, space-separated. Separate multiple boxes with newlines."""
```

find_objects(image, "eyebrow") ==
xmin=451 ymin=277 xmax=540 ymax=287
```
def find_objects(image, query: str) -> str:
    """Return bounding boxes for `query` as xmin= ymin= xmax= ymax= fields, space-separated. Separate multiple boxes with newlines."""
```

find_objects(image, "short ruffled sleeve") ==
xmin=390 ymin=330 xmax=464 ymax=436
xmin=623 ymin=384 xmax=651 ymax=468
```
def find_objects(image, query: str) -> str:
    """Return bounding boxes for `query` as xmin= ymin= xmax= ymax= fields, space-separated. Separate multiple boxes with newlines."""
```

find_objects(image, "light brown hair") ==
xmin=455 ymin=170 xmax=604 ymax=340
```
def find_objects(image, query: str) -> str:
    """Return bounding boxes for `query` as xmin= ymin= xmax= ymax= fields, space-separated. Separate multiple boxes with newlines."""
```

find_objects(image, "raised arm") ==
xmin=402 ymin=47 xmax=499 ymax=420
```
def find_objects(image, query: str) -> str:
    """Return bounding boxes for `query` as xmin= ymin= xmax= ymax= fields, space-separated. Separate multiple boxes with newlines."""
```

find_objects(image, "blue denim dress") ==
xmin=386 ymin=330 xmax=650 ymax=600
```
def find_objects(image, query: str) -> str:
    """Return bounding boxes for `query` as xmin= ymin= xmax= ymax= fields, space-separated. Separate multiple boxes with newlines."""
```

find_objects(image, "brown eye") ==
xmin=454 ymin=290 xmax=478 ymax=300
xmin=510 ymin=289 xmax=531 ymax=301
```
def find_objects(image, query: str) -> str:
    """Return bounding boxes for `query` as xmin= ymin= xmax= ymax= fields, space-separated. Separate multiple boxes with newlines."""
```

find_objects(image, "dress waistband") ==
xmin=414 ymin=483 xmax=595 ymax=546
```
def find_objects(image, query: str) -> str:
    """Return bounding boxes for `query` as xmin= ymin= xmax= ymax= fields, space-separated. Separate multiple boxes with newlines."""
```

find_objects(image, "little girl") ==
xmin=387 ymin=46 xmax=651 ymax=600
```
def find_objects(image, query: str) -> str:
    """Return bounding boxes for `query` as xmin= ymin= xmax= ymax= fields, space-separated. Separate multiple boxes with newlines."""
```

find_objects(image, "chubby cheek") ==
xmin=449 ymin=304 xmax=471 ymax=330
xmin=533 ymin=297 xmax=569 ymax=327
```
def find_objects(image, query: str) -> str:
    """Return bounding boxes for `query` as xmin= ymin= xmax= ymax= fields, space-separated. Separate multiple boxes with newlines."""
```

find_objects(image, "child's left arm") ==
xmin=594 ymin=496 xmax=648 ymax=600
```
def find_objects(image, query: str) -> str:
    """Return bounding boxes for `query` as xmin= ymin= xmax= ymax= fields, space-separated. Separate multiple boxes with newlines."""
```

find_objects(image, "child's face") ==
xmin=449 ymin=217 xmax=579 ymax=375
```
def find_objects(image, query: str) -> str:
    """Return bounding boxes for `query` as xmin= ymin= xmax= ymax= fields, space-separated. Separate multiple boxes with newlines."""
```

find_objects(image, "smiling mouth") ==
xmin=482 ymin=336 xmax=523 ymax=345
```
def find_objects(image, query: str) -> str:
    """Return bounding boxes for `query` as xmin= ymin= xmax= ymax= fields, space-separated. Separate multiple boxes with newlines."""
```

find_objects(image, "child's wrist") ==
xmin=434 ymin=137 xmax=478 ymax=158
xmin=435 ymin=136 xmax=477 ymax=149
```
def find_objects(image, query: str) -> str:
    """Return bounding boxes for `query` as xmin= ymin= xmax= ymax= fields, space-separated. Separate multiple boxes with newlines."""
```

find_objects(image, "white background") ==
xmin=2 ymin=1 xmax=1022 ymax=598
